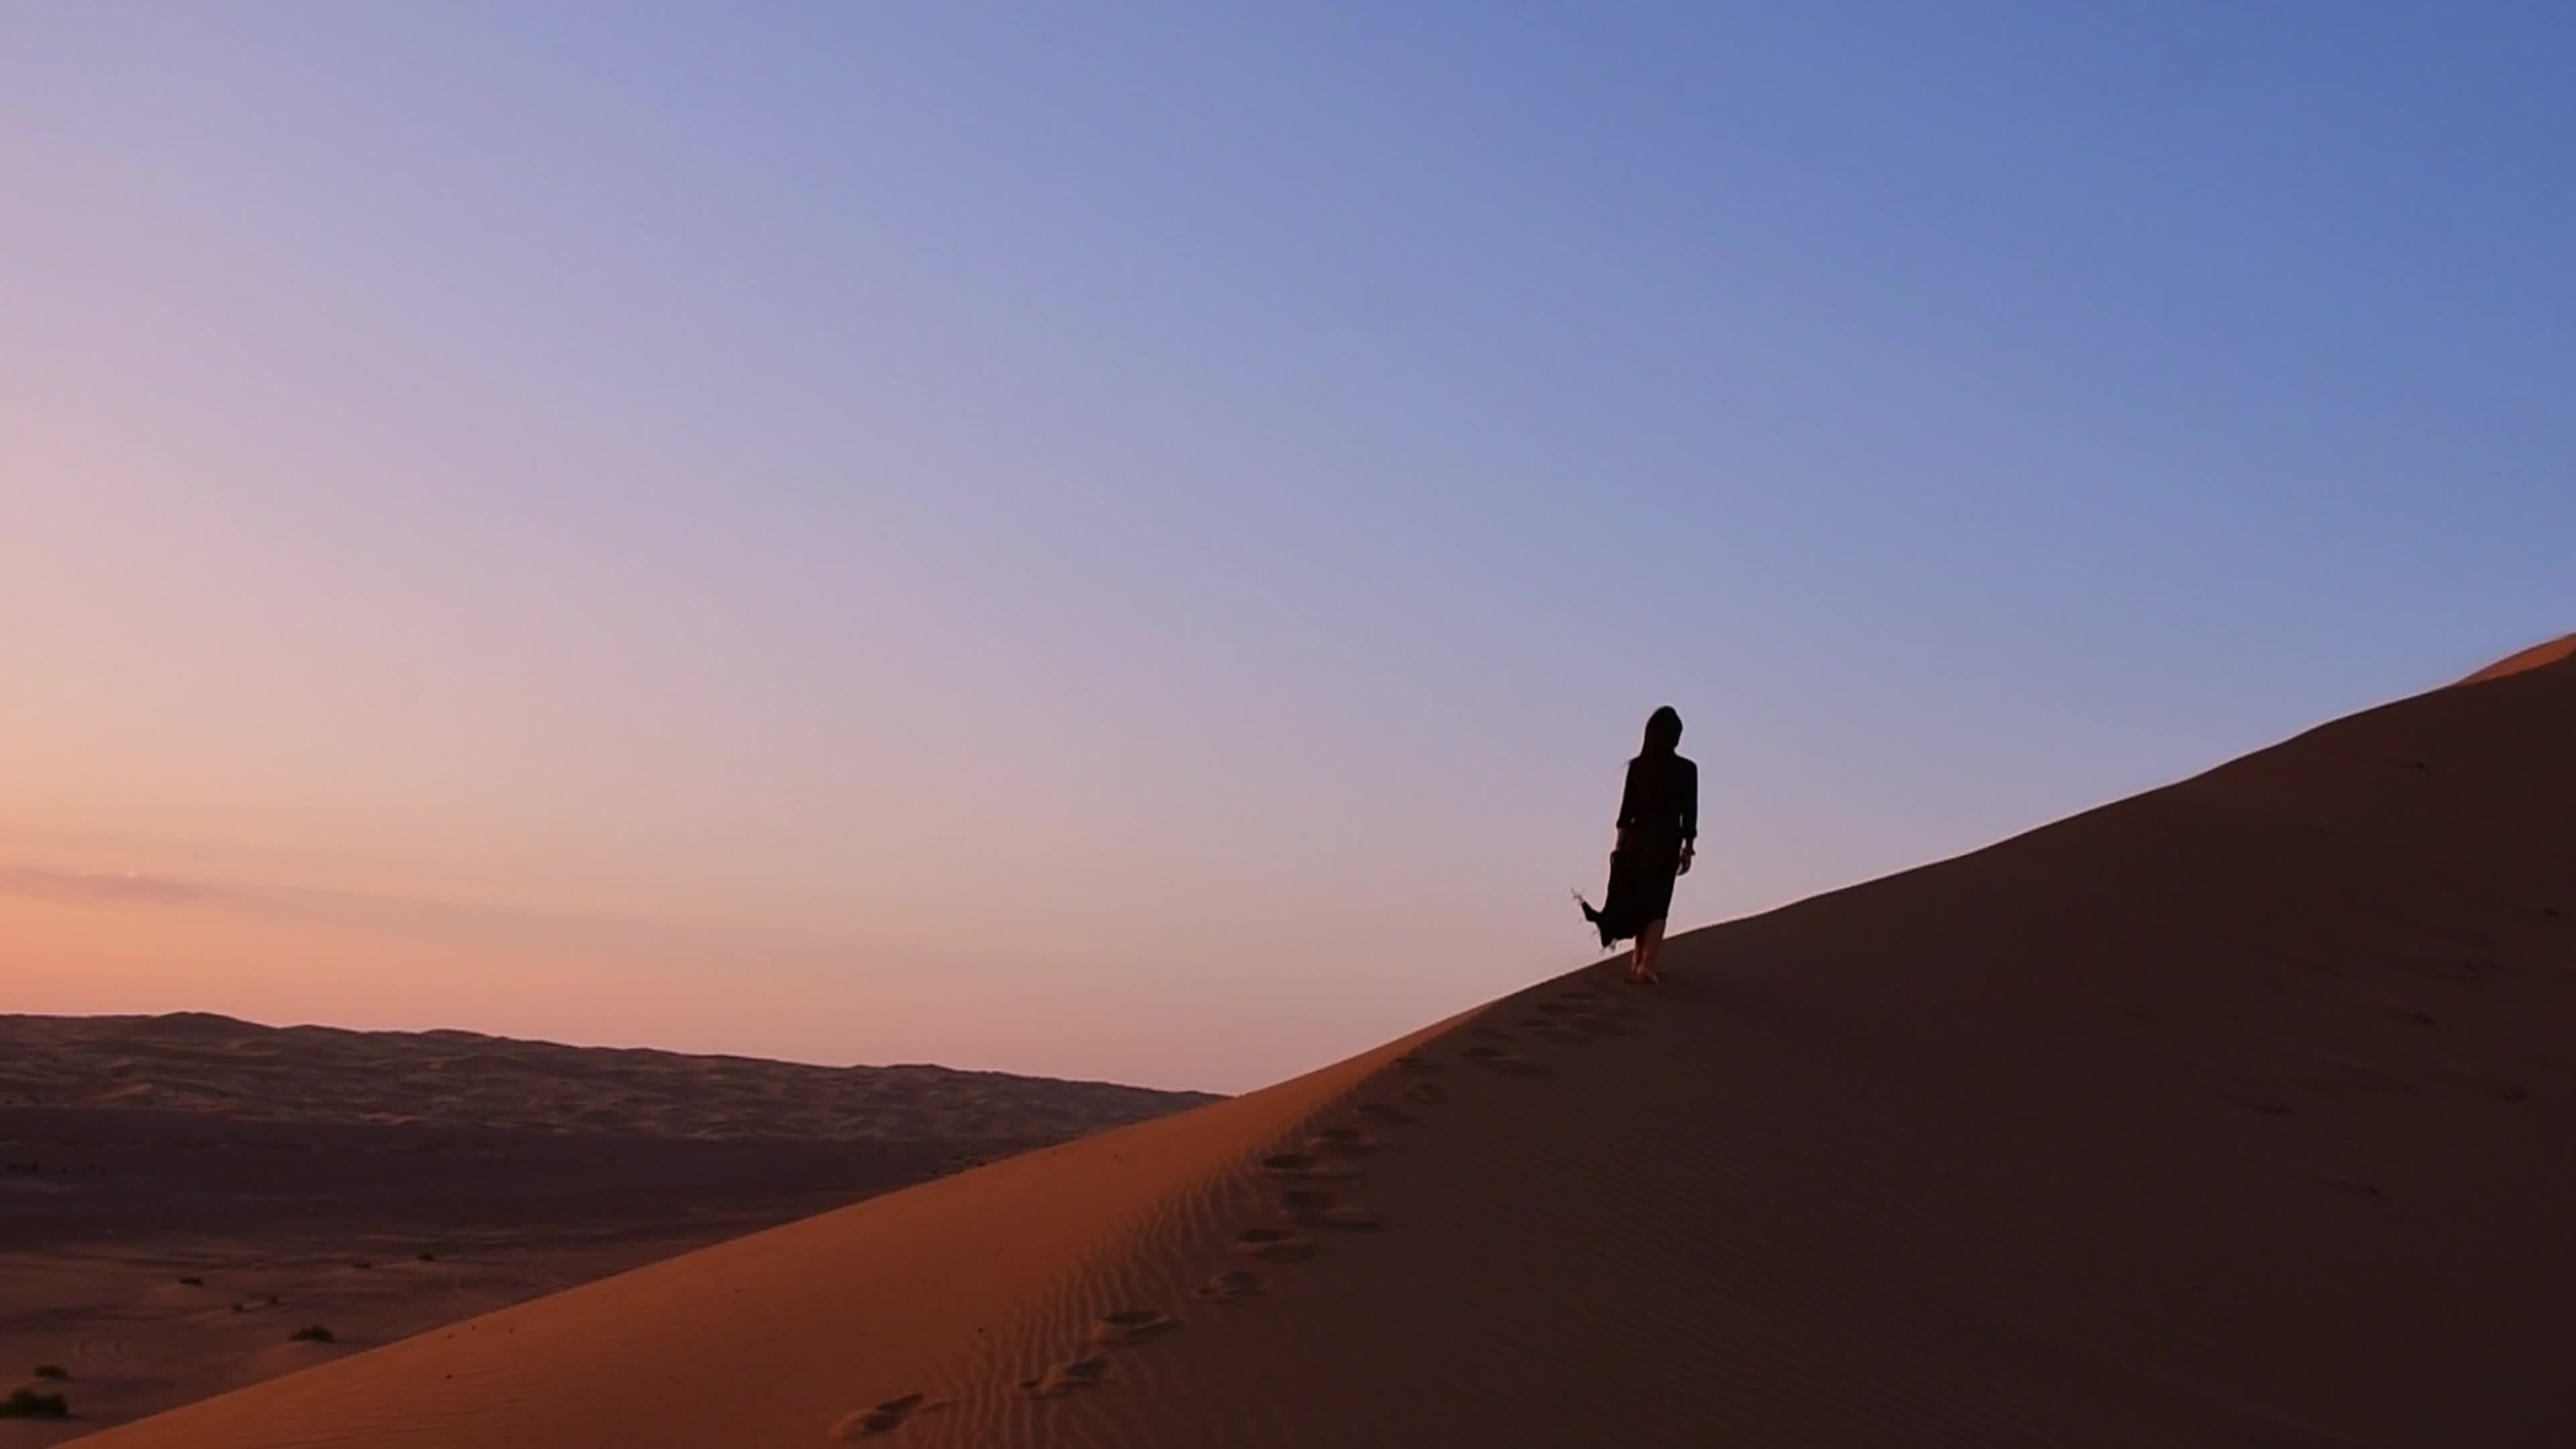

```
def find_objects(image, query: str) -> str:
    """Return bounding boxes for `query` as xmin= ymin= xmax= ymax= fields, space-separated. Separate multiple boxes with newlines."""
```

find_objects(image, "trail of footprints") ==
xmin=833 ymin=975 xmax=1640 ymax=1438
xmin=2214 ymin=921 xmax=2542 ymax=1139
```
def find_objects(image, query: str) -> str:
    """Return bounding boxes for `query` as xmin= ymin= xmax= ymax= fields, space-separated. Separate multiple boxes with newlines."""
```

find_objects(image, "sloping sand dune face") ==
xmin=84 ymin=650 xmax=2576 ymax=1447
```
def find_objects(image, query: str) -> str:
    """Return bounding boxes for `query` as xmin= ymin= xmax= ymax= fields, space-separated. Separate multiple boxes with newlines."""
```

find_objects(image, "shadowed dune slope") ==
xmin=88 ymin=650 xmax=2576 ymax=1448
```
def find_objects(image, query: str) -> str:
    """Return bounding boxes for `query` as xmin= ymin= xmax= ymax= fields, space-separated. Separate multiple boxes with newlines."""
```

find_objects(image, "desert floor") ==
xmin=0 ymin=1107 xmax=1022 ymax=1444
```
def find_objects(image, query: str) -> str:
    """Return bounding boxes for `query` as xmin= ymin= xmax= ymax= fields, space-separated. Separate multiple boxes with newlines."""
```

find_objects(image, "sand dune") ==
xmin=2458 ymin=629 xmax=2576 ymax=686
xmin=0 ymin=1027 xmax=1210 ymax=1442
xmin=0 ymin=1015 xmax=1217 ymax=1142
xmin=70 ymin=645 xmax=2576 ymax=1447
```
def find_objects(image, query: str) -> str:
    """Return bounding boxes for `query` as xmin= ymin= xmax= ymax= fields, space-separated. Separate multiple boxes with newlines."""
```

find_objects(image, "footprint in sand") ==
xmin=2415 ymin=955 xmax=2500 ymax=984
xmin=1511 ymin=1014 xmax=1589 ymax=1044
xmin=1353 ymin=1101 xmax=1416 ymax=1123
xmin=1556 ymin=991 xmax=1635 ymax=1032
xmin=1019 ymin=1356 xmax=1109 ymax=1399
xmin=1195 ymin=1269 xmax=1267 ymax=1304
xmin=1470 ymin=1025 xmax=1513 ymax=1040
xmin=2293 ymin=1167 xmax=2385 ymax=1203
xmin=2296 ymin=1057 xmax=2412 ymax=1100
xmin=1262 ymin=1151 xmax=1359 ymax=1180
xmin=1403 ymin=1079 xmax=1450 ymax=1106
xmin=1392 ymin=1053 xmax=1444 ymax=1073
xmin=2222 ymin=1089 xmax=2292 ymax=1117
xmin=1091 ymin=1309 xmax=1179 ymax=1346
xmin=1282 ymin=1187 xmax=1383 ymax=1230
xmin=1311 ymin=1126 xmax=1385 ymax=1155
xmin=1556 ymin=988 xmax=1633 ymax=1014
xmin=831 ymin=1392 xmax=940 ymax=1439
xmin=1461 ymin=1044 xmax=1548 ymax=1077
xmin=1235 ymin=1226 xmax=1318 ymax=1263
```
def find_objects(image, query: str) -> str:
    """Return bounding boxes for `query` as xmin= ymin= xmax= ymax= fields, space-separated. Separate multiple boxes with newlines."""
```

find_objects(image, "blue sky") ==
xmin=4 ymin=4 xmax=2569 ymax=1089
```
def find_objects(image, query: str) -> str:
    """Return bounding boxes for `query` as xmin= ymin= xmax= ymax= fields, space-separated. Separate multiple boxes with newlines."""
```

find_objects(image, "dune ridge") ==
xmin=2457 ymin=629 xmax=2576 ymax=685
xmin=80 ymin=644 xmax=2576 ymax=1447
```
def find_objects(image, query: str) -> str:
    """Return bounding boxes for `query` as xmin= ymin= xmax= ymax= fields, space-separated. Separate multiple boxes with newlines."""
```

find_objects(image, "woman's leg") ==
xmin=1629 ymin=918 xmax=1666 ymax=983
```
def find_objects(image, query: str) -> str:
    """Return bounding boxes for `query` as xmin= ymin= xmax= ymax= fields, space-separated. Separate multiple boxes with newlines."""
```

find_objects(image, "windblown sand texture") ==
xmin=71 ymin=642 xmax=2576 ymax=1447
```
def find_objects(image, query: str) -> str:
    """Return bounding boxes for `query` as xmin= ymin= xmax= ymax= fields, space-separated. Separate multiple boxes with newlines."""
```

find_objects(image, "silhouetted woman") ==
xmin=1580 ymin=706 xmax=1697 ymax=985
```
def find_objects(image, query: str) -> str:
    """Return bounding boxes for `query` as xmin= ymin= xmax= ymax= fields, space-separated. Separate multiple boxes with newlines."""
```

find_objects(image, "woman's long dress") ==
xmin=1581 ymin=751 xmax=1698 ymax=948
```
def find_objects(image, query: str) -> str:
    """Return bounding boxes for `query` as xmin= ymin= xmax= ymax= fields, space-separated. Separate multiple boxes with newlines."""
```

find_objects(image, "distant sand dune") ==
xmin=0 ymin=1026 xmax=1214 ymax=1441
xmin=82 ymin=641 xmax=2576 ymax=1446
xmin=0 ymin=1016 xmax=1217 ymax=1142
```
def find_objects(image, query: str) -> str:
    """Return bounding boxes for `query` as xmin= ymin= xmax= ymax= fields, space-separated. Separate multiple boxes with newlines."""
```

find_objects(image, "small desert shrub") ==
xmin=350 ymin=1260 xmax=372 ymax=1271
xmin=417 ymin=1251 xmax=437 ymax=1262
xmin=32 ymin=1365 xmax=67 ymax=1380
xmin=288 ymin=1325 xmax=335 ymax=1344
xmin=1 ymin=1388 xmax=69 ymax=1419
xmin=176 ymin=1276 xmax=204 ymax=1287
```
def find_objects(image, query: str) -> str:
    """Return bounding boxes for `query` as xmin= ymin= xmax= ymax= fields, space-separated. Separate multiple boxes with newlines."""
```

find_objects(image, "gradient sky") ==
xmin=5 ymin=4 xmax=2571 ymax=1092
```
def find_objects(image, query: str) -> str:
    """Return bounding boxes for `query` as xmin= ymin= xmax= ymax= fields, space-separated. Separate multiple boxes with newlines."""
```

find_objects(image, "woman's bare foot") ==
xmin=1627 ymin=918 xmax=1666 ymax=985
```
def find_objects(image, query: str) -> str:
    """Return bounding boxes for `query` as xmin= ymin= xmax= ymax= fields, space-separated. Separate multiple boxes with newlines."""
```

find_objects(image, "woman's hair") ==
xmin=1641 ymin=705 xmax=1683 ymax=755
